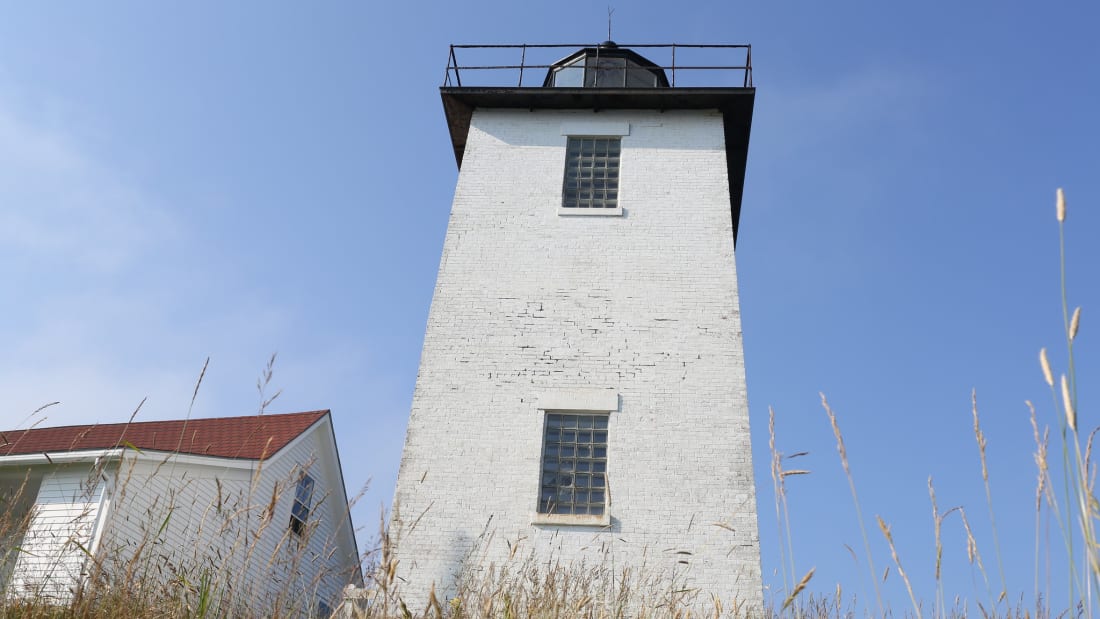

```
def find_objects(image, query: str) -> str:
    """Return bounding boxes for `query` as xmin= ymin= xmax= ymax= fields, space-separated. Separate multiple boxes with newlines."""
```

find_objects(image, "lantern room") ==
xmin=543 ymin=41 xmax=670 ymax=88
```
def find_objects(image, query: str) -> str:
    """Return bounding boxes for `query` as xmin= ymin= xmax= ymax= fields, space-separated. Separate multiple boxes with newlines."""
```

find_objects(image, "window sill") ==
xmin=530 ymin=512 xmax=611 ymax=527
xmin=558 ymin=207 xmax=623 ymax=217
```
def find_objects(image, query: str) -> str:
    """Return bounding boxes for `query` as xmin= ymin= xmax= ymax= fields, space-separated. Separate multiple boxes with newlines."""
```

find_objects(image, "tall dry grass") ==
xmin=343 ymin=189 xmax=1098 ymax=618
xmin=0 ymin=449 xmax=361 ymax=618
xmin=767 ymin=188 xmax=1096 ymax=618
xmin=4 ymin=189 xmax=1095 ymax=618
xmin=346 ymin=520 xmax=767 ymax=619
xmin=0 ymin=360 xmax=364 ymax=619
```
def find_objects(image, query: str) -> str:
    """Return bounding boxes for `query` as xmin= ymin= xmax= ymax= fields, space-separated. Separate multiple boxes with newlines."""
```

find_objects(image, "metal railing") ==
xmin=443 ymin=43 xmax=753 ymax=89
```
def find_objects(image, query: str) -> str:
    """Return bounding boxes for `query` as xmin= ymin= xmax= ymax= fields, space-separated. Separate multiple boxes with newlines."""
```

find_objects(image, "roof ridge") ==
xmin=0 ymin=409 xmax=330 ymax=435
xmin=0 ymin=410 xmax=332 ymax=460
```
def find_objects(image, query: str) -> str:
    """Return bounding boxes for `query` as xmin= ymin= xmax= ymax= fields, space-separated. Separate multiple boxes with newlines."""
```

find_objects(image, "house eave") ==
xmin=0 ymin=448 xmax=124 ymax=466
xmin=0 ymin=448 xmax=263 ymax=471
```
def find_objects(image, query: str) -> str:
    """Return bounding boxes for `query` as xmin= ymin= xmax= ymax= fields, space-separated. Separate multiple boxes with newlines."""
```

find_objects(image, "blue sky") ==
xmin=2 ymin=1 xmax=1099 ymax=613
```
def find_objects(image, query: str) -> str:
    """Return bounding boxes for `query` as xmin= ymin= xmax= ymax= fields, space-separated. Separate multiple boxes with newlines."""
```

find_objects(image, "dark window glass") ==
xmin=586 ymin=57 xmax=627 ymax=87
xmin=289 ymin=474 xmax=315 ymax=536
xmin=562 ymin=137 xmax=621 ymax=209
xmin=626 ymin=67 xmax=659 ymax=88
xmin=538 ymin=413 xmax=609 ymax=516
xmin=548 ymin=52 xmax=664 ymax=89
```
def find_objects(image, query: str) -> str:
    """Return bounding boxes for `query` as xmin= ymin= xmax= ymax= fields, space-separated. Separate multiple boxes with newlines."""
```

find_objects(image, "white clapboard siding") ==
xmin=8 ymin=466 xmax=103 ymax=603
xmin=231 ymin=423 xmax=352 ymax=612
xmin=96 ymin=422 xmax=355 ymax=613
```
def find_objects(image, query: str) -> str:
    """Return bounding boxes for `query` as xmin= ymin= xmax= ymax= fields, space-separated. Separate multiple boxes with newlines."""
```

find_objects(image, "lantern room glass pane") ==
xmin=586 ymin=57 xmax=627 ymax=87
xmin=545 ymin=47 xmax=668 ymax=89
xmin=552 ymin=58 xmax=586 ymax=87
xmin=627 ymin=66 xmax=659 ymax=87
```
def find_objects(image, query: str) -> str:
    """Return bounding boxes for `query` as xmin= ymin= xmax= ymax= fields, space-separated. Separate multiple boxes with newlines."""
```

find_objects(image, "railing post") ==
xmin=745 ymin=45 xmax=752 ymax=87
xmin=518 ymin=44 xmax=527 ymax=87
xmin=443 ymin=46 xmax=452 ymax=86
xmin=593 ymin=43 xmax=600 ymax=87
xmin=450 ymin=45 xmax=462 ymax=87
xmin=671 ymin=44 xmax=676 ymax=87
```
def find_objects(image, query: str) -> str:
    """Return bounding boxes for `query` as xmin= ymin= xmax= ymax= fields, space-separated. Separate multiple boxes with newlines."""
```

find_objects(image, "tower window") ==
xmin=289 ymin=474 xmax=315 ymax=536
xmin=538 ymin=413 xmax=608 ymax=516
xmin=562 ymin=137 xmax=620 ymax=210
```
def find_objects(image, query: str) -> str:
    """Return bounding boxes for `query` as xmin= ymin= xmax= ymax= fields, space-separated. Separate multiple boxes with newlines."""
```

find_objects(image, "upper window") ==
xmin=538 ymin=413 xmax=608 ymax=516
xmin=562 ymin=137 xmax=620 ymax=210
xmin=289 ymin=474 xmax=315 ymax=536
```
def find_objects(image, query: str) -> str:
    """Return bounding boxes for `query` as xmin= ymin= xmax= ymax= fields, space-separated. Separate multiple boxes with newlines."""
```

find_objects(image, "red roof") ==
xmin=0 ymin=410 xmax=329 ymax=460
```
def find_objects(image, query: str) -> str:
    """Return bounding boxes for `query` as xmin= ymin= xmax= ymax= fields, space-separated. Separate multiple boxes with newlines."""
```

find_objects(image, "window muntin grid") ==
xmin=562 ymin=137 xmax=620 ymax=210
xmin=289 ymin=474 xmax=315 ymax=536
xmin=539 ymin=413 xmax=609 ymax=516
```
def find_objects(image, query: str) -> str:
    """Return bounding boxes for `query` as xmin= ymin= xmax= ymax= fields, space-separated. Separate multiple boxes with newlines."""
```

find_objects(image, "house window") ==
xmin=562 ymin=137 xmax=620 ymax=210
xmin=289 ymin=474 xmax=315 ymax=536
xmin=538 ymin=413 xmax=608 ymax=515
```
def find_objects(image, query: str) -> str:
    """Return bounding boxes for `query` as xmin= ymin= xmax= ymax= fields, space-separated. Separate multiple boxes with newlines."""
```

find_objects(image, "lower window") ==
xmin=538 ymin=413 xmax=608 ymax=515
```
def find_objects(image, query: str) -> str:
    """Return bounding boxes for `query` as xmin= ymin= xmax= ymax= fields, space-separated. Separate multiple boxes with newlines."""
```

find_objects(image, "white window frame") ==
xmin=531 ymin=389 xmax=618 ymax=527
xmin=559 ymin=122 xmax=629 ymax=217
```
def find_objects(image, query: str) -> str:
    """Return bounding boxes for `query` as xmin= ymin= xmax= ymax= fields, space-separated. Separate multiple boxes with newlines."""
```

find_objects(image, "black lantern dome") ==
xmin=543 ymin=41 xmax=670 ymax=88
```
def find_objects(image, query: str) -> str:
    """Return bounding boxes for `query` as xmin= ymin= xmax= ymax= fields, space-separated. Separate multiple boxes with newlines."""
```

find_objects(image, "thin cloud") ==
xmin=0 ymin=94 xmax=178 ymax=274
xmin=0 ymin=86 xmax=295 ymax=428
xmin=756 ymin=65 xmax=932 ymax=156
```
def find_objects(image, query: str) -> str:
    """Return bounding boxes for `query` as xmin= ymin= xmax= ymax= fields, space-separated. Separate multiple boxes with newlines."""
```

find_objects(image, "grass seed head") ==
xmin=1062 ymin=374 xmax=1077 ymax=432
xmin=781 ymin=567 xmax=815 ymax=611
xmin=1057 ymin=187 xmax=1066 ymax=222
xmin=820 ymin=394 xmax=850 ymax=476
xmin=1027 ymin=401 xmax=1049 ymax=510
xmin=972 ymin=391 xmax=989 ymax=481
xmin=1070 ymin=306 xmax=1081 ymax=341
xmin=1040 ymin=348 xmax=1054 ymax=387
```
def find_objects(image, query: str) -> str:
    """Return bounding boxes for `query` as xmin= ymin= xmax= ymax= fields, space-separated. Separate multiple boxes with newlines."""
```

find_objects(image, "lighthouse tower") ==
xmin=392 ymin=42 xmax=760 ymax=609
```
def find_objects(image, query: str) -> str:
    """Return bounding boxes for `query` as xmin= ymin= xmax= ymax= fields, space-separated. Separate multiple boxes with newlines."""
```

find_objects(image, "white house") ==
xmin=391 ymin=42 xmax=761 ymax=611
xmin=0 ymin=410 xmax=361 ymax=615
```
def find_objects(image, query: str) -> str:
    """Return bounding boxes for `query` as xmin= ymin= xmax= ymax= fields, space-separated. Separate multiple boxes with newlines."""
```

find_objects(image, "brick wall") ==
xmin=392 ymin=108 xmax=761 ymax=611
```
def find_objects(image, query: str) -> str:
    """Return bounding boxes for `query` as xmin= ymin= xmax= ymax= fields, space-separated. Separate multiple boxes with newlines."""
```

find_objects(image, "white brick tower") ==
xmin=392 ymin=42 xmax=760 ymax=611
